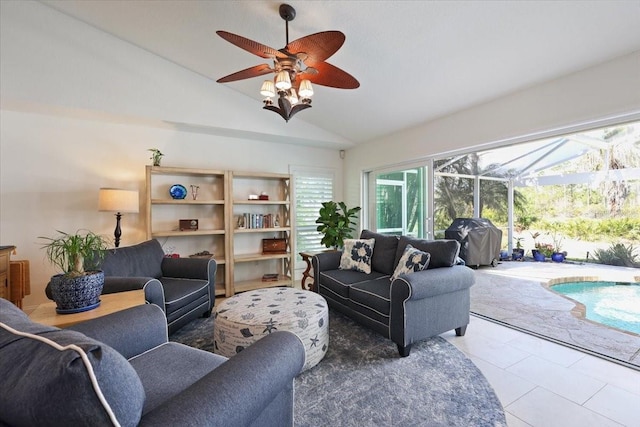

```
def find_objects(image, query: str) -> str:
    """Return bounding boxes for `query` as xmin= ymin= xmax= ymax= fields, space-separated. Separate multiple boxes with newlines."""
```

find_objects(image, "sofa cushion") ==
xmin=395 ymin=237 xmax=460 ymax=269
xmin=100 ymin=239 xmax=164 ymax=279
xmin=391 ymin=244 xmax=431 ymax=281
xmin=350 ymin=277 xmax=392 ymax=316
xmin=339 ymin=238 xmax=375 ymax=274
xmin=0 ymin=300 xmax=145 ymax=427
xmin=360 ymin=230 xmax=399 ymax=275
xmin=129 ymin=342 xmax=226 ymax=415
xmin=318 ymin=269 xmax=388 ymax=301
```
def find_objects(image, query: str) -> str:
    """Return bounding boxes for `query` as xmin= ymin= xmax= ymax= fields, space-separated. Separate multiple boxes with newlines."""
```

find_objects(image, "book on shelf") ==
xmin=261 ymin=273 xmax=279 ymax=282
xmin=241 ymin=213 xmax=276 ymax=229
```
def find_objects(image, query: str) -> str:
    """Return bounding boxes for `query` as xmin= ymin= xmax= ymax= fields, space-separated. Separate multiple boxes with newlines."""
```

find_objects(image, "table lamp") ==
xmin=98 ymin=188 xmax=139 ymax=247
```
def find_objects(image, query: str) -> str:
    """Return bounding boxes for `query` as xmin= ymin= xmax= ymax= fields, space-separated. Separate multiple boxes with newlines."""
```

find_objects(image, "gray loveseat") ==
xmin=45 ymin=239 xmax=216 ymax=334
xmin=312 ymin=230 xmax=475 ymax=357
xmin=0 ymin=298 xmax=305 ymax=426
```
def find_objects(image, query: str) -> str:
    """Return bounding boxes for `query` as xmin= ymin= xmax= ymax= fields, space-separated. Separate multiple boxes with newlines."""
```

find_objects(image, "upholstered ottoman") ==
xmin=214 ymin=287 xmax=328 ymax=371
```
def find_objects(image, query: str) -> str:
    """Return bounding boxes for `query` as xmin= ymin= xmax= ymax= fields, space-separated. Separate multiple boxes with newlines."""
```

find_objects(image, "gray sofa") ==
xmin=312 ymin=230 xmax=475 ymax=357
xmin=0 ymin=298 xmax=305 ymax=426
xmin=45 ymin=239 xmax=216 ymax=334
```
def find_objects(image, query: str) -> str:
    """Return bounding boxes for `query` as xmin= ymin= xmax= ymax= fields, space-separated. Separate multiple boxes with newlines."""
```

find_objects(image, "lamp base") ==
xmin=114 ymin=212 xmax=122 ymax=248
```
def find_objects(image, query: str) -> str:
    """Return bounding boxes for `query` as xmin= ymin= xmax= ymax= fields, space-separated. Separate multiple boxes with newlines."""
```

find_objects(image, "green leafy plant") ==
xmin=40 ymin=230 xmax=110 ymax=277
xmin=514 ymin=237 xmax=524 ymax=250
xmin=315 ymin=201 xmax=361 ymax=249
xmin=148 ymin=148 xmax=164 ymax=166
xmin=593 ymin=243 xmax=639 ymax=268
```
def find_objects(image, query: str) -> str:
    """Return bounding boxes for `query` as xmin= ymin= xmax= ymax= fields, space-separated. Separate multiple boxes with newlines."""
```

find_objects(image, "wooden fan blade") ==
xmin=300 ymin=62 xmax=360 ymax=89
xmin=217 ymin=64 xmax=273 ymax=83
xmin=286 ymin=31 xmax=345 ymax=62
xmin=217 ymin=31 xmax=288 ymax=59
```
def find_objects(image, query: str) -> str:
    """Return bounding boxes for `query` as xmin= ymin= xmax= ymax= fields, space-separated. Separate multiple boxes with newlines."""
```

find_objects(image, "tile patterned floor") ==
xmin=442 ymin=264 xmax=640 ymax=427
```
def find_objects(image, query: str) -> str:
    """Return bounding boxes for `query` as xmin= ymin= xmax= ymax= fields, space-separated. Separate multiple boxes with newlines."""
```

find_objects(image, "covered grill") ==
xmin=445 ymin=218 xmax=502 ymax=268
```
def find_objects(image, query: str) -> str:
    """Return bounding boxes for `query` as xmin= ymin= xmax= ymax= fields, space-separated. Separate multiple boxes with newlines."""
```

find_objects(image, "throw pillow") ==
xmin=339 ymin=238 xmax=375 ymax=274
xmin=391 ymin=244 xmax=431 ymax=281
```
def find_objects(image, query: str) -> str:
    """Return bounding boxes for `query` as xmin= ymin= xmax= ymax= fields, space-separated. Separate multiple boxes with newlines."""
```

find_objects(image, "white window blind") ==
xmin=293 ymin=170 xmax=335 ymax=260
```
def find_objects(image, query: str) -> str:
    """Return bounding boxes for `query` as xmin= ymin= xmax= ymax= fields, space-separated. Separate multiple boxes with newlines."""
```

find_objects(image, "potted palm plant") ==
xmin=40 ymin=230 xmax=110 ymax=313
xmin=315 ymin=201 xmax=361 ymax=249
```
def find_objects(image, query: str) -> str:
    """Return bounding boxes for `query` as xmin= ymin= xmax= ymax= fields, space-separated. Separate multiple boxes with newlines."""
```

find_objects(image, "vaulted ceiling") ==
xmin=41 ymin=0 xmax=640 ymax=145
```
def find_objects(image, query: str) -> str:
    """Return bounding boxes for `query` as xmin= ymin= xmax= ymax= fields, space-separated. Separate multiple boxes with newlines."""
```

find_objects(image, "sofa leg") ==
xmin=455 ymin=325 xmax=467 ymax=336
xmin=397 ymin=344 xmax=411 ymax=357
xmin=202 ymin=309 xmax=212 ymax=318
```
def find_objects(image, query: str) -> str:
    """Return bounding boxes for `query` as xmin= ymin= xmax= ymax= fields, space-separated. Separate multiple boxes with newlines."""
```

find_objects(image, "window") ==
xmin=292 ymin=167 xmax=335 ymax=265
xmin=368 ymin=166 xmax=428 ymax=238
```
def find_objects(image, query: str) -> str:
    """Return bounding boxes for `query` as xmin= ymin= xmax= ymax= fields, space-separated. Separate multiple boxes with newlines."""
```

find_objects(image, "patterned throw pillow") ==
xmin=391 ymin=244 xmax=431 ymax=281
xmin=339 ymin=238 xmax=376 ymax=274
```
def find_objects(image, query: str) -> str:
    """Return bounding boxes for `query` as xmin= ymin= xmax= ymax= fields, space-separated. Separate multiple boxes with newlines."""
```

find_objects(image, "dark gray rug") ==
xmin=171 ymin=310 xmax=506 ymax=427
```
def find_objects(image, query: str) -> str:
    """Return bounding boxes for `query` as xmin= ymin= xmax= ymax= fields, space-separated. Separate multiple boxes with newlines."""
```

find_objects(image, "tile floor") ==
xmin=443 ymin=315 xmax=640 ymax=427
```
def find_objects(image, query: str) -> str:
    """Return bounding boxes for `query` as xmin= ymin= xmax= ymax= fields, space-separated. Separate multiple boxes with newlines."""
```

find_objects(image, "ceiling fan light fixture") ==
xmin=216 ymin=3 xmax=358 ymax=122
xmin=289 ymin=88 xmax=299 ymax=104
xmin=298 ymin=79 xmax=314 ymax=97
xmin=260 ymin=80 xmax=276 ymax=97
xmin=275 ymin=70 xmax=291 ymax=90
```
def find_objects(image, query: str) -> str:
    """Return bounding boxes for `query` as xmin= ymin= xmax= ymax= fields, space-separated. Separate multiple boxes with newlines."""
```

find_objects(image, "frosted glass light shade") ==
xmin=299 ymin=79 xmax=314 ymax=97
xmin=275 ymin=71 xmax=291 ymax=90
xmin=260 ymin=80 xmax=275 ymax=97
xmin=98 ymin=188 xmax=139 ymax=213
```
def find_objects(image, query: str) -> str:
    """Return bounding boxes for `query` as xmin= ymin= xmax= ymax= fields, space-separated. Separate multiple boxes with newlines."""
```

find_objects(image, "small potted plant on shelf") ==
xmin=315 ymin=201 xmax=361 ymax=249
xmin=148 ymin=148 xmax=164 ymax=166
xmin=40 ymin=230 xmax=110 ymax=313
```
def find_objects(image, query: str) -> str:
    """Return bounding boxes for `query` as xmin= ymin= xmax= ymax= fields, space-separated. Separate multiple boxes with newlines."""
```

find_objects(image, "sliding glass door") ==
xmin=369 ymin=166 xmax=430 ymax=238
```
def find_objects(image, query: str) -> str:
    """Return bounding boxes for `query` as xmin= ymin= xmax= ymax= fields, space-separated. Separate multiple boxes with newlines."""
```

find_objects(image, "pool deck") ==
xmin=470 ymin=260 xmax=640 ymax=370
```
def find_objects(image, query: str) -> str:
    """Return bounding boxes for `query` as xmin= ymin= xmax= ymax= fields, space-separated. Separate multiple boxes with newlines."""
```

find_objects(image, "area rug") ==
xmin=471 ymin=263 xmax=640 ymax=370
xmin=171 ymin=310 xmax=506 ymax=427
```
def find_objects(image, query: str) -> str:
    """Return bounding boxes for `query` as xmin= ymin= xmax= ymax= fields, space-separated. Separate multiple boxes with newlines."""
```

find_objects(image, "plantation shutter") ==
xmin=294 ymin=170 xmax=335 ymax=261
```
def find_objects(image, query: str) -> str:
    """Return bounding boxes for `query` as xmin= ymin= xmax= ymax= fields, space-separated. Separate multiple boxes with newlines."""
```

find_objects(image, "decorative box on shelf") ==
xmin=262 ymin=238 xmax=287 ymax=254
xmin=179 ymin=219 xmax=198 ymax=231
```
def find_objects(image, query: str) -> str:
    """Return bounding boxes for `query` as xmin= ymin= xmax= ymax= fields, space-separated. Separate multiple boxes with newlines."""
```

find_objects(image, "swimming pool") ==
xmin=551 ymin=281 xmax=640 ymax=335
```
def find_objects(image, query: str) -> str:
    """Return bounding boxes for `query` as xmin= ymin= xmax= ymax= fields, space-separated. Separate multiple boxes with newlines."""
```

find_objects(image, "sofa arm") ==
xmin=161 ymin=257 xmax=216 ymax=281
xmin=67 ymin=304 xmax=168 ymax=359
xmin=311 ymin=251 xmax=342 ymax=285
xmin=391 ymin=265 xmax=475 ymax=301
xmin=103 ymin=277 xmax=166 ymax=312
xmin=138 ymin=331 xmax=305 ymax=427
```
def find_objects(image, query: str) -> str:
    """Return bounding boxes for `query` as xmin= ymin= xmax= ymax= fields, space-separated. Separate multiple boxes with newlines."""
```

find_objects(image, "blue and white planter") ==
xmin=49 ymin=271 xmax=104 ymax=314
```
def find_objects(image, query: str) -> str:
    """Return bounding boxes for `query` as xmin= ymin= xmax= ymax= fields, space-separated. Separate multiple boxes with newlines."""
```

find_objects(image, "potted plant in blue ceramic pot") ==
xmin=40 ymin=230 xmax=110 ymax=313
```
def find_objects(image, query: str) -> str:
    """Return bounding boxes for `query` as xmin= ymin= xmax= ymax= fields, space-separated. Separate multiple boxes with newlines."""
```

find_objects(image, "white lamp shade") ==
xmin=299 ymin=79 xmax=314 ymax=97
xmin=275 ymin=71 xmax=291 ymax=90
xmin=260 ymin=80 xmax=275 ymax=97
xmin=289 ymin=88 xmax=299 ymax=104
xmin=98 ymin=188 xmax=139 ymax=213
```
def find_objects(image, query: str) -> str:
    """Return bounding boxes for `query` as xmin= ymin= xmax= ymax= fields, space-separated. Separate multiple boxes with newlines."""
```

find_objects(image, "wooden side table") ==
xmin=0 ymin=245 xmax=16 ymax=302
xmin=29 ymin=289 xmax=145 ymax=328
xmin=299 ymin=251 xmax=322 ymax=291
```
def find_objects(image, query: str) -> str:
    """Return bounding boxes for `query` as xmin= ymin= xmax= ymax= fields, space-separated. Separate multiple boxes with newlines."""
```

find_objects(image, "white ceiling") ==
xmin=40 ymin=0 xmax=640 ymax=145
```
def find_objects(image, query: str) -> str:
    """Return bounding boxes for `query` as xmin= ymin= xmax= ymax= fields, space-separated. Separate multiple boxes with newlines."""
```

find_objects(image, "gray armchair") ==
xmin=45 ymin=239 xmax=216 ymax=334
xmin=0 ymin=298 xmax=305 ymax=426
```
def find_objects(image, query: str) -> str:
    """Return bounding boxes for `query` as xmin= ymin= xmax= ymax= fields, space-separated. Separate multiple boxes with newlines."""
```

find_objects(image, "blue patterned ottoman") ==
xmin=213 ymin=287 xmax=329 ymax=371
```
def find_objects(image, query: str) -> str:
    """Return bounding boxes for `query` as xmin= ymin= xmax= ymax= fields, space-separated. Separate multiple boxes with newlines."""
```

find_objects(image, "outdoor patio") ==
xmin=471 ymin=260 xmax=640 ymax=370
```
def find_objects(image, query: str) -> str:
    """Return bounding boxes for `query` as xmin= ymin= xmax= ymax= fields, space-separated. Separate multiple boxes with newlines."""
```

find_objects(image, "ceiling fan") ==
xmin=216 ymin=3 xmax=359 ymax=122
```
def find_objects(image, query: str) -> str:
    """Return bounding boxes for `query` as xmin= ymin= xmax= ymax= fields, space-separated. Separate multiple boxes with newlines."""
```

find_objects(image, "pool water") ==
xmin=551 ymin=281 xmax=640 ymax=335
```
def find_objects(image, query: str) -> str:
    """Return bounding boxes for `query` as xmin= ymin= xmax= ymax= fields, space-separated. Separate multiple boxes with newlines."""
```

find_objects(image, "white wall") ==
xmin=344 ymin=51 xmax=640 ymax=224
xmin=0 ymin=1 xmax=344 ymax=308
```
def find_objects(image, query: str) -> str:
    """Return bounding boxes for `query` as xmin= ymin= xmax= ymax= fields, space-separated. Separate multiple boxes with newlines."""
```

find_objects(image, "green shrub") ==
xmin=592 ymin=243 xmax=639 ymax=268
